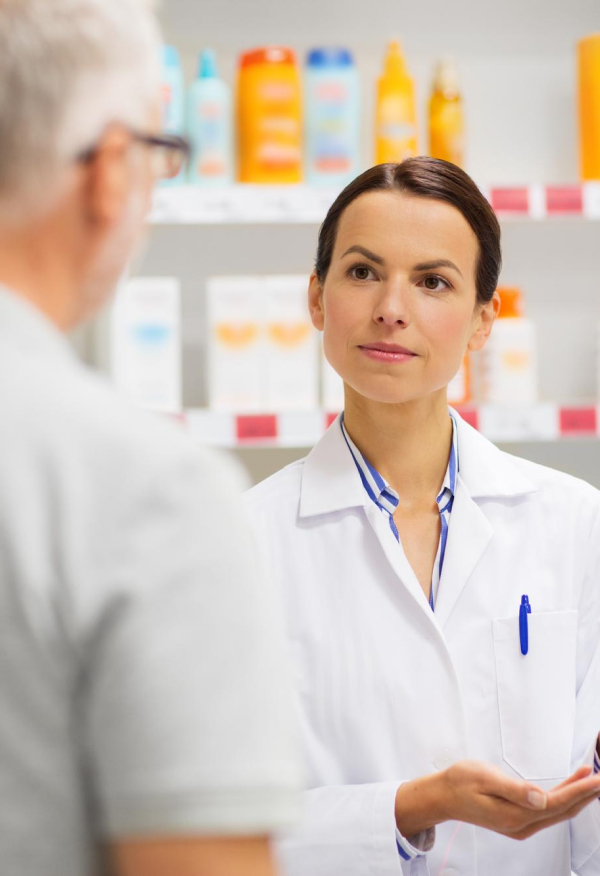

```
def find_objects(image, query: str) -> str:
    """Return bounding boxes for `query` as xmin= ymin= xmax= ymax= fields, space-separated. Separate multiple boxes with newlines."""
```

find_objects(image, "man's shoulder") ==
xmin=0 ymin=346 xmax=225 ymax=492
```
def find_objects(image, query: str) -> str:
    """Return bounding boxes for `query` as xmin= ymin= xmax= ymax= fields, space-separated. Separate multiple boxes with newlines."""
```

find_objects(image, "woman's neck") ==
xmin=343 ymin=388 xmax=454 ymax=503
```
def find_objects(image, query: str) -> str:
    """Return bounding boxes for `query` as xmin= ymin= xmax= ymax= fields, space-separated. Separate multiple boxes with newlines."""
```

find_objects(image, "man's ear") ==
xmin=468 ymin=290 xmax=500 ymax=352
xmin=81 ymin=126 xmax=133 ymax=228
xmin=308 ymin=272 xmax=325 ymax=332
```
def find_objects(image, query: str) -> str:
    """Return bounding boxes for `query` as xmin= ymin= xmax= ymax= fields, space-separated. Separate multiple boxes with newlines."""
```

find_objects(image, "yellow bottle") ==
xmin=237 ymin=47 xmax=303 ymax=184
xmin=578 ymin=34 xmax=600 ymax=181
xmin=428 ymin=58 xmax=465 ymax=167
xmin=375 ymin=41 xmax=417 ymax=164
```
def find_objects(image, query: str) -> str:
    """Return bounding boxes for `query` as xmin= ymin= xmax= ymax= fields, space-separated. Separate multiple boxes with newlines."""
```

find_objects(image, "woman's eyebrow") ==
xmin=414 ymin=259 xmax=463 ymax=278
xmin=341 ymin=245 xmax=385 ymax=265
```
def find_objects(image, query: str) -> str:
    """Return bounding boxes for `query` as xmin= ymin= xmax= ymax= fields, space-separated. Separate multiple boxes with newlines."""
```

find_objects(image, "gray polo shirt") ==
xmin=0 ymin=287 xmax=301 ymax=876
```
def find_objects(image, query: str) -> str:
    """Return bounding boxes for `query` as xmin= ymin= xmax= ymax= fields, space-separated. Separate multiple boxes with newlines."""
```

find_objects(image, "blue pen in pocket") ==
xmin=519 ymin=594 xmax=531 ymax=655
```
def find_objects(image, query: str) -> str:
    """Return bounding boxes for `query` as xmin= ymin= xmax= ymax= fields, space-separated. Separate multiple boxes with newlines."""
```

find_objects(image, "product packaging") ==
xmin=237 ymin=47 xmax=303 ymax=183
xmin=188 ymin=49 xmax=233 ymax=186
xmin=305 ymin=48 xmax=360 ymax=187
xmin=111 ymin=277 xmax=182 ymax=413
xmin=428 ymin=58 xmax=465 ymax=167
xmin=206 ymin=276 xmax=264 ymax=411
xmin=265 ymin=275 xmax=318 ymax=409
xmin=160 ymin=45 xmax=186 ymax=186
xmin=375 ymin=41 xmax=418 ymax=164
xmin=478 ymin=286 xmax=538 ymax=404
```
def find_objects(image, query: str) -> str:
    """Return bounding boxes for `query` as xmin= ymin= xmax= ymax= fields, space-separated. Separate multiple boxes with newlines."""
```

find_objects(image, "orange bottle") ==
xmin=578 ymin=34 xmax=600 ymax=181
xmin=428 ymin=58 xmax=465 ymax=167
xmin=237 ymin=47 xmax=303 ymax=184
xmin=375 ymin=41 xmax=418 ymax=164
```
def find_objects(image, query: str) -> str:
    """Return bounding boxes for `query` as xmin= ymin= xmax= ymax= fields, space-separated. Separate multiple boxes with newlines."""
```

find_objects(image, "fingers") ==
xmin=481 ymin=769 xmax=548 ymax=811
xmin=510 ymin=772 xmax=600 ymax=839
xmin=514 ymin=782 xmax=600 ymax=840
xmin=551 ymin=765 xmax=592 ymax=791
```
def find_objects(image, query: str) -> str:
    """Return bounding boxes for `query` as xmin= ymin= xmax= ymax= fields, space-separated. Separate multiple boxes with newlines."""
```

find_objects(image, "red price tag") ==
xmin=559 ymin=407 xmax=597 ymax=436
xmin=546 ymin=186 xmax=583 ymax=215
xmin=236 ymin=415 xmax=278 ymax=442
xmin=453 ymin=406 xmax=479 ymax=431
xmin=490 ymin=188 xmax=530 ymax=214
xmin=325 ymin=412 xmax=340 ymax=429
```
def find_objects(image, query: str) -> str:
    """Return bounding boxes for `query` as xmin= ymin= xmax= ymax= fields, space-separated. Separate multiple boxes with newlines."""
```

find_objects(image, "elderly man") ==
xmin=0 ymin=2 xmax=300 ymax=876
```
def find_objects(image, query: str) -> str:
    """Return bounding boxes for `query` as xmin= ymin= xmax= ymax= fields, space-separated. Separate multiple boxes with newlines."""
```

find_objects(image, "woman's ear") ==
xmin=308 ymin=272 xmax=325 ymax=332
xmin=467 ymin=290 xmax=500 ymax=352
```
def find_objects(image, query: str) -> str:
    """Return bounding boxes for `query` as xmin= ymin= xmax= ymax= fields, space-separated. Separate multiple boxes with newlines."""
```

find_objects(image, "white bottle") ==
xmin=187 ymin=49 xmax=233 ymax=186
xmin=478 ymin=286 xmax=538 ymax=405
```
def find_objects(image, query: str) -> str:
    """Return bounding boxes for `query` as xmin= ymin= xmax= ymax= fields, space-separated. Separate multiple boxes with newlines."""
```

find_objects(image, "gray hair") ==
xmin=0 ymin=0 xmax=162 ymax=221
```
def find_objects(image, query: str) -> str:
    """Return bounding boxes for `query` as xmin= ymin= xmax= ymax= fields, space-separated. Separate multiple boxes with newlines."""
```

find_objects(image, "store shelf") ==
xmin=183 ymin=404 xmax=600 ymax=448
xmin=150 ymin=183 xmax=600 ymax=225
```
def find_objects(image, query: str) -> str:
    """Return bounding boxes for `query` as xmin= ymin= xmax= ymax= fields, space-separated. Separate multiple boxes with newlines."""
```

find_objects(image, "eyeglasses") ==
xmin=76 ymin=131 xmax=191 ymax=180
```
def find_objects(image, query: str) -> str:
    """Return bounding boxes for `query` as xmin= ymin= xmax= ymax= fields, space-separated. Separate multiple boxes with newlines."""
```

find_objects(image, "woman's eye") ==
xmin=351 ymin=265 xmax=374 ymax=281
xmin=421 ymin=275 xmax=449 ymax=292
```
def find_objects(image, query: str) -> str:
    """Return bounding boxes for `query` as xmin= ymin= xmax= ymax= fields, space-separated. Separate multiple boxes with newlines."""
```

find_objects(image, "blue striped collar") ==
xmin=340 ymin=412 xmax=459 ymax=514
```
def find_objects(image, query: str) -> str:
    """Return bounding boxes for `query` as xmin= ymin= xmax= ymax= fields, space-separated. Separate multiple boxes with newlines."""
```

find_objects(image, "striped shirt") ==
xmin=340 ymin=411 xmax=459 ymax=862
xmin=340 ymin=412 xmax=459 ymax=611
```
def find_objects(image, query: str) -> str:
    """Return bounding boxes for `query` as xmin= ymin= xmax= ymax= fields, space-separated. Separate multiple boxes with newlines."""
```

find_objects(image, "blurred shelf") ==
xmin=182 ymin=404 xmax=600 ymax=448
xmin=150 ymin=183 xmax=600 ymax=225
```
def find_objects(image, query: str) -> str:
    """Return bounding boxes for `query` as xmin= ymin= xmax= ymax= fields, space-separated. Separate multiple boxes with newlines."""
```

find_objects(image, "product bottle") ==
xmin=428 ymin=58 xmax=465 ymax=167
xmin=578 ymin=34 xmax=600 ymax=181
xmin=305 ymin=48 xmax=360 ymax=187
xmin=160 ymin=45 xmax=186 ymax=186
xmin=478 ymin=287 xmax=538 ymax=404
xmin=187 ymin=50 xmax=233 ymax=186
xmin=237 ymin=47 xmax=303 ymax=184
xmin=375 ymin=41 xmax=417 ymax=165
xmin=447 ymin=355 xmax=471 ymax=405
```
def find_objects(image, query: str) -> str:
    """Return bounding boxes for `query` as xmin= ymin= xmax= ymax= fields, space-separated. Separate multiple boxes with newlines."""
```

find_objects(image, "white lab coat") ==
xmin=245 ymin=411 xmax=600 ymax=876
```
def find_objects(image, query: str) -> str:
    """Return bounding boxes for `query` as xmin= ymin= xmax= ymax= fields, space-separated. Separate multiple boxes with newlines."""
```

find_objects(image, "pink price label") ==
xmin=236 ymin=415 xmax=278 ymax=442
xmin=546 ymin=186 xmax=583 ymax=215
xmin=453 ymin=406 xmax=479 ymax=431
xmin=490 ymin=188 xmax=530 ymax=214
xmin=559 ymin=407 xmax=597 ymax=435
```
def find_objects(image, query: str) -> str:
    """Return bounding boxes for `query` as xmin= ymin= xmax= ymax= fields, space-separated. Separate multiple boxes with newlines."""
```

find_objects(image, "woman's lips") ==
xmin=358 ymin=344 xmax=417 ymax=363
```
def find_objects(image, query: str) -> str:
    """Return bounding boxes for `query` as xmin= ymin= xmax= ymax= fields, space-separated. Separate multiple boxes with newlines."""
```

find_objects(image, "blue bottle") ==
xmin=187 ymin=50 xmax=233 ymax=186
xmin=160 ymin=45 xmax=185 ymax=186
xmin=305 ymin=48 xmax=360 ymax=187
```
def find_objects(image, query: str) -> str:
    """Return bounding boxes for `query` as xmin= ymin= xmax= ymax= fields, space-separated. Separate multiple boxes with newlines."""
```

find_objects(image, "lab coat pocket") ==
xmin=492 ymin=610 xmax=578 ymax=781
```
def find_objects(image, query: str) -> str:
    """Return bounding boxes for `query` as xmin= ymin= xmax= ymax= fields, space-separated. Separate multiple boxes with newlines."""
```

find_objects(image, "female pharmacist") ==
xmin=245 ymin=158 xmax=600 ymax=876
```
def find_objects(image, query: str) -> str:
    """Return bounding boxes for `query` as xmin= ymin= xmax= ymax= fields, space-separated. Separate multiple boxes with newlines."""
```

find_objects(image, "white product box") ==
xmin=479 ymin=318 xmax=538 ymax=404
xmin=265 ymin=275 xmax=318 ymax=410
xmin=321 ymin=346 xmax=345 ymax=413
xmin=111 ymin=276 xmax=181 ymax=413
xmin=206 ymin=276 xmax=264 ymax=412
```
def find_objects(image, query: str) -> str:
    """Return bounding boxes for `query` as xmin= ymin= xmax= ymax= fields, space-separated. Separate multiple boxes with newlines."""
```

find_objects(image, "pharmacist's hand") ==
xmin=441 ymin=761 xmax=600 ymax=840
xmin=395 ymin=761 xmax=600 ymax=842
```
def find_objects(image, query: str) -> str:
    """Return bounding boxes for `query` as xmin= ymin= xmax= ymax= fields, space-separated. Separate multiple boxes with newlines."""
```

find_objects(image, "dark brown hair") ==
xmin=315 ymin=158 xmax=502 ymax=305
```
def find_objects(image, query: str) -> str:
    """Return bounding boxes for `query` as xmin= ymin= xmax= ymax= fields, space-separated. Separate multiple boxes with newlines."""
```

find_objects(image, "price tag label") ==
xmin=479 ymin=405 xmax=558 ymax=442
xmin=490 ymin=188 xmax=530 ymax=215
xmin=545 ymin=186 xmax=583 ymax=215
xmin=236 ymin=414 xmax=278 ymax=443
xmin=559 ymin=407 xmax=597 ymax=436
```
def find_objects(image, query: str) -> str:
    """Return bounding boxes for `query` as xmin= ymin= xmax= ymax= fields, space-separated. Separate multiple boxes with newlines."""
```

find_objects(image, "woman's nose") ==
xmin=374 ymin=284 xmax=409 ymax=326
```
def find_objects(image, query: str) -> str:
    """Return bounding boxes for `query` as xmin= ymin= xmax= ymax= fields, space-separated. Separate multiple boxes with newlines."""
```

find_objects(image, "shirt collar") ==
xmin=340 ymin=412 xmax=459 ymax=513
xmin=0 ymin=284 xmax=75 ymax=366
xmin=299 ymin=407 xmax=537 ymax=519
